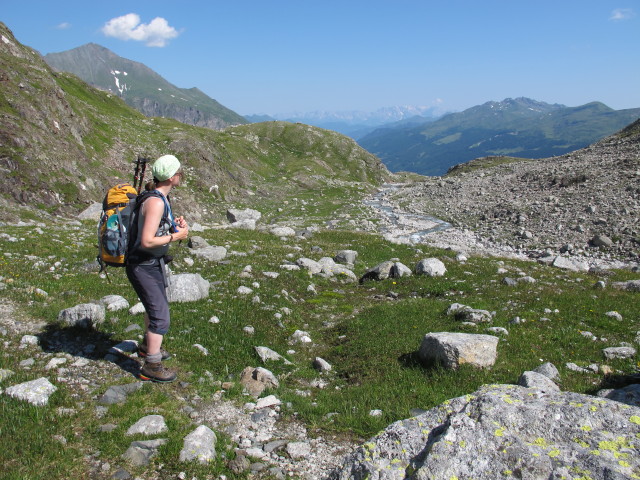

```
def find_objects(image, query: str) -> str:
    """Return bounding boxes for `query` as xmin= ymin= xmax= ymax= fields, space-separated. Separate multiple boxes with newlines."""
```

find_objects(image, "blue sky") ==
xmin=2 ymin=1 xmax=639 ymax=116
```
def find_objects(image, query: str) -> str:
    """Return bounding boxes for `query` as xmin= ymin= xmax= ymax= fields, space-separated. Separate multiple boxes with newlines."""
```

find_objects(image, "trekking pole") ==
xmin=133 ymin=156 xmax=142 ymax=190
xmin=133 ymin=156 xmax=150 ymax=193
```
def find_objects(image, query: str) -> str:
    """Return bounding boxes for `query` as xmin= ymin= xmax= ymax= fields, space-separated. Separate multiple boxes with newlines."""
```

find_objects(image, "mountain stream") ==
xmin=363 ymin=183 xmax=451 ymax=244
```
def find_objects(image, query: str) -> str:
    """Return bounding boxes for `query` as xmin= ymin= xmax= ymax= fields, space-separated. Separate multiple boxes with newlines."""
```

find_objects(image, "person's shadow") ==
xmin=37 ymin=323 xmax=142 ymax=378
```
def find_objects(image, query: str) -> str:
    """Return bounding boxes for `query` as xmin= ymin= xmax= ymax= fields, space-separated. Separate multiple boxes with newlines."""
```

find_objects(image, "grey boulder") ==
xmin=331 ymin=384 xmax=640 ymax=480
xmin=415 ymin=258 xmax=446 ymax=277
xmin=334 ymin=250 xmax=358 ymax=265
xmin=191 ymin=246 xmax=227 ymax=262
xmin=227 ymin=208 xmax=261 ymax=223
xmin=180 ymin=425 xmax=217 ymax=464
xmin=517 ymin=370 xmax=560 ymax=392
xmin=5 ymin=377 xmax=57 ymax=406
xmin=58 ymin=303 xmax=105 ymax=329
xmin=122 ymin=439 xmax=167 ymax=467
xmin=418 ymin=332 xmax=499 ymax=369
xmin=167 ymin=273 xmax=210 ymax=302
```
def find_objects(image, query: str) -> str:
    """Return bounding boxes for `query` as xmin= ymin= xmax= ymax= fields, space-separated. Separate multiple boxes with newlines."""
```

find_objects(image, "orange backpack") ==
xmin=97 ymin=183 xmax=138 ymax=268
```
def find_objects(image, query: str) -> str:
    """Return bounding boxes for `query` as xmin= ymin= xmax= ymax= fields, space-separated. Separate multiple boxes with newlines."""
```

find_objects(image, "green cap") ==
xmin=152 ymin=154 xmax=181 ymax=181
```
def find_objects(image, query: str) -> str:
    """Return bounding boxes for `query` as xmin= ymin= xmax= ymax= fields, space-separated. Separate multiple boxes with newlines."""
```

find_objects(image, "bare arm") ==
xmin=139 ymin=197 xmax=189 ymax=248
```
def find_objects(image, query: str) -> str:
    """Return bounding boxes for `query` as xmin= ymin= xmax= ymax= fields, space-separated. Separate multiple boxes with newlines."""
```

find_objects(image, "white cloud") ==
xmin=56 ymin=22 xmax=71 ymax=30
xmin=101 ymin=13 xmax=179 ymax=47
xmin=609 ymin=8 xmax=635 ymax=21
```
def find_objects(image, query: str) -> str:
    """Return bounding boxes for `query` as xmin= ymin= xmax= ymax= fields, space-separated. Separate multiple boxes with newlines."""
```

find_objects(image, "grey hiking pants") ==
xmin=126 ymin=257 xmax=170 ymax=335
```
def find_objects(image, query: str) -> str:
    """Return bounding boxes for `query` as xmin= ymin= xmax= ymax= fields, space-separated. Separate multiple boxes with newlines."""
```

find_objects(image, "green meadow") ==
xmin=0 ymin=211 xmax=637 ymax=479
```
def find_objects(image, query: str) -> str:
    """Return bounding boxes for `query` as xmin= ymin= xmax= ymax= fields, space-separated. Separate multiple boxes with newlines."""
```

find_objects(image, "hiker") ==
xmin=126 ymin=154 xmax=189 ymax=382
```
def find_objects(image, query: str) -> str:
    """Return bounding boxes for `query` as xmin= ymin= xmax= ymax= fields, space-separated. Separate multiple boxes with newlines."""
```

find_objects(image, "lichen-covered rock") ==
xmin=331 ymin=384 xmax=640 ymax=480
xmin=180 ymin=425 xmax=217 ymax=464
xmin=5 ymin=377 xmax=57 ymax=406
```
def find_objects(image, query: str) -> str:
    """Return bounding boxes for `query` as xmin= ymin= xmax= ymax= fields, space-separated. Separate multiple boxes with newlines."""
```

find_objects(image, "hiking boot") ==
xmin=139 ymin=361 xmax=177 ymax=383
xmin=138 ymin=342 xmax=172 ymax=360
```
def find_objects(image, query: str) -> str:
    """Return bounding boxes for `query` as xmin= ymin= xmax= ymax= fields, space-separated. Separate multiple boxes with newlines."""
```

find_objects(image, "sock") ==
xmin=146 ymin=352 xmax=162 ymax=363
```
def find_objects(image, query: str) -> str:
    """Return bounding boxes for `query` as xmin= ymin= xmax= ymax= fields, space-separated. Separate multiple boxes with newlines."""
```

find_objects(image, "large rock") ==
xmin=603 ymin=346 xmax=636 ymax=359
xmin=551 ymin=255 xmax=589 ymax=272
xmin=58 ymin=303 xmax=105 ymax=329
xmin=359 ymin=261 xmax=395 ymax=283
xmin=296 ymin=258 xmax=323 ymax=275
xmin=447 ymin=303 xmax=493 ymax=323
xmin=240 ymin=366 xmax=279 ymax=397
xmin=319 ymin=260 xmax=358 ymax=282
xmin=255 ymin=346 xmax=293 ymax=365
xmin=78 ymin=202 xmax=102 ymax=220
xmin=191 ymin=245 xmax=227 ymax=262
xmin=227 ymin=208 xmax=261 ymax=224
xmin=335 ymin=250 xmax=358 ymax=265
xmin=167 ymin=273 xmax=210 ymax=302
xmin=590 ymin=234 xmax=614 ymax=248
xmin=533 ymin=362 xmax=560 ymax=381
xmin=270 ymin=226 xmax=296 ymax=237
xmin=391 ymin=262 xmax=412 ymax=278
xmin=517 ymin=370 xmax=560 ymax=393
xmin=229 ymin=219 xmax=256 ymax=230
xmin=188 ymin=235 xmax=210 ymax=249
xmin=180 ymin=425 xmax=217 ymax=464
xmin=597 ymin=383 xmax=640 ymax=407
xmin=100 ymin=295 xmax=129 ymax=312
xmin=123 ymin=439 xmax=167 ymax=467
xmin=415 ymin=258 xmax=447 ymax=277
xmin=418 ymin=332 xmax=499 ymax=369
xmin=126 ymin=415 xmax=168 ymax=436
xmin=331 ymin=384 xmax=640 ymax=480
xmin=612 ymin=279 xmax=640 ymax=292
xmin=5 ymin=377 xmax=57 ymax=406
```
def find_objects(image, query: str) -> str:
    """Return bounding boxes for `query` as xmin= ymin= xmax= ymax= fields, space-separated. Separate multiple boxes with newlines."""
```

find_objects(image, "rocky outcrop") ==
xmin=331 ymin=384 xmax=640 ymax=480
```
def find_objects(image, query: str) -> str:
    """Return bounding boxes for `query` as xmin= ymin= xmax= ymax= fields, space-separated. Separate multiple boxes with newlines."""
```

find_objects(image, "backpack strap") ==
xmin=135 ymin=190 xmax=177 ymax=229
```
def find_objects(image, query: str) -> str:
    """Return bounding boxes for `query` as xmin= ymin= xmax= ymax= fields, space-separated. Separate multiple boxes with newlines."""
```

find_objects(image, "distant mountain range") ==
xmin=357 ymin=97 xmax=640 ymax=176
xmin=246 ymin=105 xmax=445 ymax=139
xmin=44 ymin=43 xmax=247 ymax=130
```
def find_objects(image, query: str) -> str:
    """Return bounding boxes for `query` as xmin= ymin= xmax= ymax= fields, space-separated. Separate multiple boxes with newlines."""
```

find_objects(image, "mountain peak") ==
xmin=44 ymin=43 xmax=246 ymax=129
xmin=483 ymin=97 xmax=565 ymax=112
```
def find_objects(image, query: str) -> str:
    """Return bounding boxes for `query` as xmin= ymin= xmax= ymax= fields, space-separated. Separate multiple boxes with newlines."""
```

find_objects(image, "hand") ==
xmin=176 ymin=216 xmax=188 ymax=229
xmin=174 ymin=225 xmax=189 ymax=241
